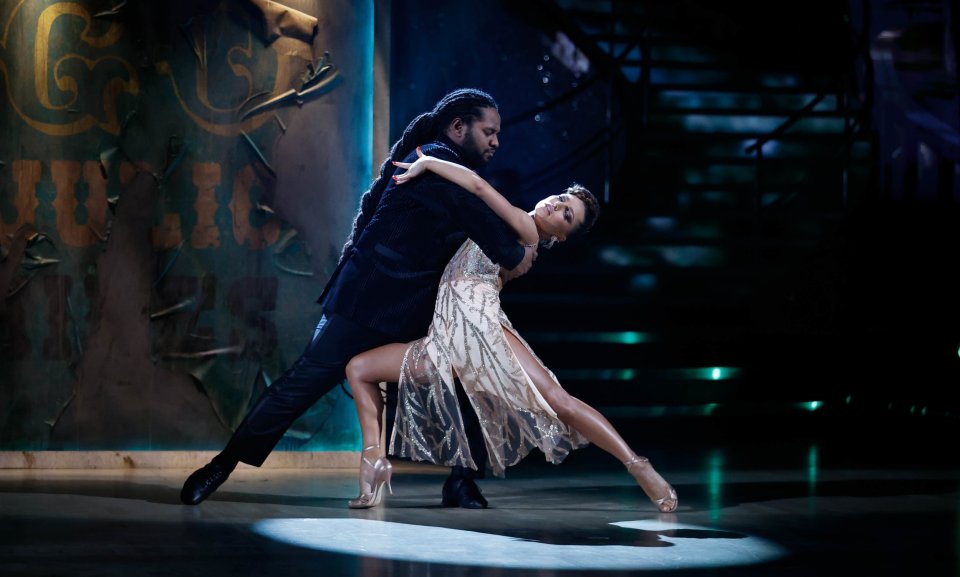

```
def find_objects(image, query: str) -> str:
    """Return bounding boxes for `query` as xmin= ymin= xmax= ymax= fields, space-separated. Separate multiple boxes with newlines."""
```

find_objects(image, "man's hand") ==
xmin=500 ymin=244 xmax=537 ymax=282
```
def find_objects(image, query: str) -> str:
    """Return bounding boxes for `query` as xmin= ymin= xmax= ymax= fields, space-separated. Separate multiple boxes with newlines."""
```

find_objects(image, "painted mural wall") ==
xmin=0 ymin=0 xmax=372 ymax=451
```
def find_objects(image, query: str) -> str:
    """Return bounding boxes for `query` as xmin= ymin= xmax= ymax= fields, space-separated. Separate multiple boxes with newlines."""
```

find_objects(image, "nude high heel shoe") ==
xmin=348 ymin=445 xmax=394 ymax=509
xmin=625 ymin=456 xmax=678 ymax=513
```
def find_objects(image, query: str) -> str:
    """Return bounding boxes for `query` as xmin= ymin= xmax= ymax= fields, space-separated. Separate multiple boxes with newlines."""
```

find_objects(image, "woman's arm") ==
xmin=393 ymin=148 xmax=538 ymax=246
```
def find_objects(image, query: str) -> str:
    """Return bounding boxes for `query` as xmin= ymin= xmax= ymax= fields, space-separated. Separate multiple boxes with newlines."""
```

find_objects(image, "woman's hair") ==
xmin=335 ymin=89 xmax=498 ymax=267
xmin=565 ymin=183 xmax=599 ymax=236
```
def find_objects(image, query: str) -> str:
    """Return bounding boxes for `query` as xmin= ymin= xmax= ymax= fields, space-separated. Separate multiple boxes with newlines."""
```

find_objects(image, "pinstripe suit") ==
xmin=223 ymin=138 xmax=524 ymax=466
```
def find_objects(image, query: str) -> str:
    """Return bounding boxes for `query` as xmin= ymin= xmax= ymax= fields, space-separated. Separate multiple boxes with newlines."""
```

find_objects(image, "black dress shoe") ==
xmin=441 ymin=476 xmax=488 ymax=509
xmin=180 ymin=457 xmax=236 ymax=505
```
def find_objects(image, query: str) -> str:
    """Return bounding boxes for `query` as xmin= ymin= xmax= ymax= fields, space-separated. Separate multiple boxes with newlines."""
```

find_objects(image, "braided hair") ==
xmin=334 ymin=89 xmax=498 ymax=268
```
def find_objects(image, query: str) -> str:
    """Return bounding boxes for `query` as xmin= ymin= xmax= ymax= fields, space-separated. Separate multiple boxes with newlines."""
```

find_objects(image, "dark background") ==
xmin=1 ymin=0 xmax=958 ymax=457
xmin=389 ymin=0 xmax=960 ymax=462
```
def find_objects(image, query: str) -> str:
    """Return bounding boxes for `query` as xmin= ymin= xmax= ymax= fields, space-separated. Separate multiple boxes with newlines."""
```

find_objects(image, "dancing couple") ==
xmin=180 ymin=89 xmax=677 ymax=513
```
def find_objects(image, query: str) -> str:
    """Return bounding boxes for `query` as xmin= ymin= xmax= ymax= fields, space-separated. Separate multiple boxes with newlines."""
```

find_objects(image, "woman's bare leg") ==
xmin=502 ymin=329 xmax=677 ymax=511
xmin=344 ymin=343 xmax=409 ymax=507
xmin=345 ymin=343 xmax=409 ymax=455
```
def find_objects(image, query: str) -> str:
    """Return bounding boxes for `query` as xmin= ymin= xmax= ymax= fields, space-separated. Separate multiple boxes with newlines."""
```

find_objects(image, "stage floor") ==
xmin=1 ymin=437 xmax=957 ymax=577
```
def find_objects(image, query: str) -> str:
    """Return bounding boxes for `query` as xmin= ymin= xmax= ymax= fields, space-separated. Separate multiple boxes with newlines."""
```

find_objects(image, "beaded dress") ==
xmin=389 ymin=240 xmax=588 ymax=476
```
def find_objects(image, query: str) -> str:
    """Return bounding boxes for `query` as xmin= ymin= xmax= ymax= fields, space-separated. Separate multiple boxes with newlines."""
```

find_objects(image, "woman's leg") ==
xmin=502 ymin=329 xmax=677 ymax=511
xmin=345 ymin=343 xmax=409 ymax=455
xmin=344 ymin=343 xmax=409 ymax=507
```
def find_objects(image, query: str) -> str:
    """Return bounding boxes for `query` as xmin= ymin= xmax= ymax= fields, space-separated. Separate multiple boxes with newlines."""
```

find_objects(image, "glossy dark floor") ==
xmin=1 ymin=415 xmax=957 ymax=577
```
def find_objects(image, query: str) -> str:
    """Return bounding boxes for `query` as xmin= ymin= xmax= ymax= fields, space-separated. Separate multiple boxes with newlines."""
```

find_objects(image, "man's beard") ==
xmin=459 ymin=133 xmax=489 ymax=169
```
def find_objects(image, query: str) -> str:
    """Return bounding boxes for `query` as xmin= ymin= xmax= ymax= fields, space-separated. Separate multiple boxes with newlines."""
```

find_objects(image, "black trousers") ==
xmin=223 ymin=313 xmax=393 ymax=466
xmin=383 ymin=374 xmax=488 ymax=480
xmin=222 ymin=312 xmax=488 ymax=478
xmin=453 ymin=376 xmax=488 ymax=479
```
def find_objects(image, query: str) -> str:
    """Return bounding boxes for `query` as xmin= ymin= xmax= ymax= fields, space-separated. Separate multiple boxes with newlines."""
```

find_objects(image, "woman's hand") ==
xmin=391 ymin=146 xmax=431 ymax=184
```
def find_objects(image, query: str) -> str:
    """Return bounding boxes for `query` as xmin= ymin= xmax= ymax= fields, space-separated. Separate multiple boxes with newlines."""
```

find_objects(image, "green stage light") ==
xmin=698 ymin=367 xmax=740 ymax=380
xmin=525 ymin=331 xmax=656 ymax=344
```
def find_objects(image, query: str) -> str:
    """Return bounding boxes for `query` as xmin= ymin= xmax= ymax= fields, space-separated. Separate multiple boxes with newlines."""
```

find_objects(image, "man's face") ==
xmin=456 ymin=107 xmax=501 ymax=167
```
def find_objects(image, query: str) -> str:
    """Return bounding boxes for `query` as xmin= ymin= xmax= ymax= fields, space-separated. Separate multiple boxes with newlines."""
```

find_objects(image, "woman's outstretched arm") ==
xmin=393 ymin=148 xmax=538 ymax=246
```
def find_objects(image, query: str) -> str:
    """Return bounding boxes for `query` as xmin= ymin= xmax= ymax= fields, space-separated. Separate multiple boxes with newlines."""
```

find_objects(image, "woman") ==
xmin=345 ymin=149 xmax=678 ymax=513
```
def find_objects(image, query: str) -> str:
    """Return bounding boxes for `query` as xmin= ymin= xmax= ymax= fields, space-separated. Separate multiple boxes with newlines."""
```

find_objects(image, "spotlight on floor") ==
xmin=251 ymin=518 xmax=785 ymax=570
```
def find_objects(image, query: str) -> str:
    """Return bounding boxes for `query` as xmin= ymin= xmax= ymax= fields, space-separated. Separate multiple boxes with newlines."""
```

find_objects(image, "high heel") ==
xmin=348 ymin=445 xmax=394 ymax=509
xmin=625 ymin=456 xmax=678 ymax=513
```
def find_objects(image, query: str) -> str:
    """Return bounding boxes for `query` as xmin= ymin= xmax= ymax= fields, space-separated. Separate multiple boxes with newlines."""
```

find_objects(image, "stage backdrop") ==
xmin=0 ymin=0 xmax=372 ymax=451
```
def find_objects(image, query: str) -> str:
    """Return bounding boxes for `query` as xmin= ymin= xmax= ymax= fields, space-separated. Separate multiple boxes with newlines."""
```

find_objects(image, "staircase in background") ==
xmin=500 ymin=0 xmax=882 ymax=420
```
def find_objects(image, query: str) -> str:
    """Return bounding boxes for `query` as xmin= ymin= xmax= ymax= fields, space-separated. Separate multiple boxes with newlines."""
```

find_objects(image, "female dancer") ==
xmin=345 ymin=149 xmax=678 ymax=513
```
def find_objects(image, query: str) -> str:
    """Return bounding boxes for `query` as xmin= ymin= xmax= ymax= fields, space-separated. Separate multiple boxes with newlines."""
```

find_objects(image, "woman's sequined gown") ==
xmin=389 ymin=240 xmax=588 ymax=476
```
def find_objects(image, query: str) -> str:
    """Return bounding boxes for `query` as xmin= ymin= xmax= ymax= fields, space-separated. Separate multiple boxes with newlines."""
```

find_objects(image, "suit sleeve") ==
xmin=444 ymin=187 xmax=525 ymax=269
xmin=404 ymin=148 xmax=524 ymax=270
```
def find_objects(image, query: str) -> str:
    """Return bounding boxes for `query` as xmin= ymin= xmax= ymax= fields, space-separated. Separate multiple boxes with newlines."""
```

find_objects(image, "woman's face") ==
xmin=533 ymin=193 xmax=586 ymax=241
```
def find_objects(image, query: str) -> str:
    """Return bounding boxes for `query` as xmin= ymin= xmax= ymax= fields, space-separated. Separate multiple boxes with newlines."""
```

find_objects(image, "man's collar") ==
xmin=435 ymin=134 xmax=462 ymax=160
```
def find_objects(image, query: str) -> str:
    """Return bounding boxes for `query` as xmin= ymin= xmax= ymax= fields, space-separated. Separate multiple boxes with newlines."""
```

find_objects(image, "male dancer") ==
xmin=180 ymin=89 xmax=534 ymax=508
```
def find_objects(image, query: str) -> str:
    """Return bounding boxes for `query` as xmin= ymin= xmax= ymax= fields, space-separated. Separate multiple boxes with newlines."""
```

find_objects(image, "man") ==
xmin=180 ymin=88 xmax=535 ymax=507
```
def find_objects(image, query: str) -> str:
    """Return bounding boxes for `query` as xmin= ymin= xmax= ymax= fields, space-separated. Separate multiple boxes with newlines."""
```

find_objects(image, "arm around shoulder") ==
xmin=396 ymin=154 xmax=537 ymax=246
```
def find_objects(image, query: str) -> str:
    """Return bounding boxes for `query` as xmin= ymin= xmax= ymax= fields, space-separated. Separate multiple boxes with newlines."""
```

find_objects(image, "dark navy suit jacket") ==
xmin=319 ymin=139 xmax=524 ymax=342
